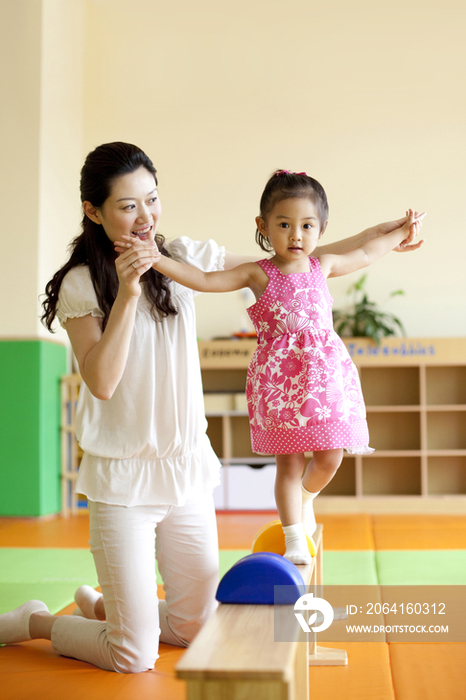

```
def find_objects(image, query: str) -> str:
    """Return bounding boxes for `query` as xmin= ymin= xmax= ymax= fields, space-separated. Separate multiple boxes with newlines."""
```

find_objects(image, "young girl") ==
xmin=137 ymin=170 xmax=423 ymax=566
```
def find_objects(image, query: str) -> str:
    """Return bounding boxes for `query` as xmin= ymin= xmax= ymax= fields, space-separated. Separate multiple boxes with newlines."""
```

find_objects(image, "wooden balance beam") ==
xmin=176 ymin=524 xmax=347 ymax=700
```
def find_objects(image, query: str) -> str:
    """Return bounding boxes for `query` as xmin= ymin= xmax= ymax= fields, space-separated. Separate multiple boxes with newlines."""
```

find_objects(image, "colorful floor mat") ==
xmin=2 ymin=514 xmax=466 ymax=700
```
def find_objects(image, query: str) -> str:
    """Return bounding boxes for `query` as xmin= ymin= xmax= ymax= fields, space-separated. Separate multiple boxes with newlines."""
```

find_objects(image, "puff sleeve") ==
xmin=56 ymin=266 xmax=105 ymax=326
xmin=165 ymin=236 xmax=225 ymax=273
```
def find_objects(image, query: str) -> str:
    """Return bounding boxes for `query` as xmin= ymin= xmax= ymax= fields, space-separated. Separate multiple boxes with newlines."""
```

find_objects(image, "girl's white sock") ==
xmin=73 ymin=585 xmax=101 ymax=619
xmin=0 ymin=600 xmax=49 ymax=644
xmin=301 ymin=485 xmax=319 ymax=536
xmin=283 ymin=523 xmax=312 ymax=565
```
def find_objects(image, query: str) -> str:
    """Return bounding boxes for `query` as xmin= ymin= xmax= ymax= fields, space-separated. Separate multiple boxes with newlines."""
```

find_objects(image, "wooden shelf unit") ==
xmin=60 ymin=338 xmax=466 ymax=514
xmin=200 ymin=337 xmax=466 ymax=512
xmin=61 ymin=374 xmax=84 ymax=515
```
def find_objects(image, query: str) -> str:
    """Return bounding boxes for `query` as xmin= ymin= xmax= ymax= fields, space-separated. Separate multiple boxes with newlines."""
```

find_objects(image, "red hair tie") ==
xmin=275 ymin=169 xmax=308 ymax=176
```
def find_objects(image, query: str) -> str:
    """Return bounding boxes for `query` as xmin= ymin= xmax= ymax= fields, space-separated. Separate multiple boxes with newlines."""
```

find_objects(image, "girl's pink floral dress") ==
xmin=246 ymin=258 xmax=373 ymax=456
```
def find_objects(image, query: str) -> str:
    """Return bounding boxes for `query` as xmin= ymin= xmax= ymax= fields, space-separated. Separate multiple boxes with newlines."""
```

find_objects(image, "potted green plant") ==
xmin=332 ymin=274 xmax=406 ymax=345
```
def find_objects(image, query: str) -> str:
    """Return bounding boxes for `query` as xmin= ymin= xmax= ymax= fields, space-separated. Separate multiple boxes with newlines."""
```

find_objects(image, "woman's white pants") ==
xmin=50 ymin=492 xmax=219 ymax=672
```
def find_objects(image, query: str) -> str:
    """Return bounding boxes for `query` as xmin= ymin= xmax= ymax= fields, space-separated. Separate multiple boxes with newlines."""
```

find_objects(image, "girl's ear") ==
xmin=255 ymin=216 xmax=267 ymax=236
xmin=319 ymin=220 xmax=329 ymax=238
xmin=83 ymin=201 xmax=102 ymax=225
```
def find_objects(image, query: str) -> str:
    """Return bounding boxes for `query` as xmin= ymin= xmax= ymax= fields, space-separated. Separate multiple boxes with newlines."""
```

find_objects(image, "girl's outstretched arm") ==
xmin=114 ymin=235 xmax=262 ymax=291
xmin=319 ymin=210 xmax=423 ymax=279
xmin=316 ymin=211 xmax=425 ymax=255
xmin=153 ymin=251 xmax=263 ymax=296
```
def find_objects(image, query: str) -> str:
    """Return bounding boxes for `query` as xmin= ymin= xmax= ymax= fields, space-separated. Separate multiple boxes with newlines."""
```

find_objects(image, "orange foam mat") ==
xmin=1 ymin=511 xmax=375 ymax=551
xmin=216 ymin=511 xmax=278 ymax=549
xmin=317 ymin=514 xmax=375 ymax=550
xmin=373 ymin=515 xmax=466 ymax=550
xmin=216 ymin=512 xmax=375 ymax=550
xmin=309 ymin=643 xmax=394 ymax=700
xmin=0 ymin=516 xmax=91 ymax=548
xmin=1 ymin=642 xmax=393 ymax=700
xmin=1 ymin=642 xmax=186 ymax=700
xmin=2 ymin=512 xmax=277 ymax=551
xmin=389 ymin=643 xmax=466 ymax=700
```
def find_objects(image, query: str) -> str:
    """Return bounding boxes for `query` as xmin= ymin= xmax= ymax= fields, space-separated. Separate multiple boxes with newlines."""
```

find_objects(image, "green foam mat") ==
xmin=214 ymin=550 xmax=379 ymax=586
xmin=0 ymin=549 xmax=251 ymax=612
xmin=323 ymin=550 xmax=379 ymax=585
xmin=218 ymin=549 xmax=251 ymax=580
xmin=10 ymin=547 xmax=460 ymax=617
xmin=0 ymin=549 xmax=252 ymax=613
xmin=0 ymin=548 xmax=98 ymax=615
xmin=376 ymin=550 xmax=466 ymax=585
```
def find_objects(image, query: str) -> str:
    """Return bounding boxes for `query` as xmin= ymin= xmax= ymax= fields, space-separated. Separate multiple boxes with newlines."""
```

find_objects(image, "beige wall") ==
xmin=1 ymin=0 xmax=84 ymax=342
xmin=2 ymin=1 xmax=465 ymax=340
xmin=82 ymin=0 xmax=466 ymax=339
xmin=38 ymin=0 xmax=85 ymax=341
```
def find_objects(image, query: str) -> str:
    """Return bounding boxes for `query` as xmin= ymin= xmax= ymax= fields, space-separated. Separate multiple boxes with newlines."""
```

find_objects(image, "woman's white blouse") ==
xmin=57 ymin=237 xmax=225 ymax=507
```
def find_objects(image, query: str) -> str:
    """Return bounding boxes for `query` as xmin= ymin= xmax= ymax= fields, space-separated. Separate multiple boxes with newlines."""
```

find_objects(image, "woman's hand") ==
xmin=65 ymin=236 xmax=160 ymax=401
xmin=114 ymin=234 xmax=160 ymax=297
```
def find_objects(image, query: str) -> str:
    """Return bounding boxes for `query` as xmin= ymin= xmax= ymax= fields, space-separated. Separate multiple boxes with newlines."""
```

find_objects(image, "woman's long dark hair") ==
xmin=41 ymin=142 xmax=177 ymax=332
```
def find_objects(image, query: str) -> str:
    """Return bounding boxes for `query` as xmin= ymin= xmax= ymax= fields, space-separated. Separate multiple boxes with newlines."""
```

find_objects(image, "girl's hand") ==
xmin=113 ymin=234 xmax=160 ymax=297
xmin=394 ymin=210 xmax=425 ymax=251
xmin=378 ymin=210 xmax=425 ymax=252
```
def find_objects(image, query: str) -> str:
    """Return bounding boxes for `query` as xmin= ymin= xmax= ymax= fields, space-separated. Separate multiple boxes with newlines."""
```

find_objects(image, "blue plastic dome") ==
xmin=216 ymin=552 xmax=306 ymax=605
